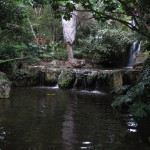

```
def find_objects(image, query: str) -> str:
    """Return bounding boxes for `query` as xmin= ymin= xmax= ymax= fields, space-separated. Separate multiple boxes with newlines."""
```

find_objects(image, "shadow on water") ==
xmin=0 ymin=87 xmax=149 ymax=150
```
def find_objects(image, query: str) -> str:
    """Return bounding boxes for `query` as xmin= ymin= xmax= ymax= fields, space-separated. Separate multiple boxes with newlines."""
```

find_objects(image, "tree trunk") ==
xmin=67 ymin=42 xmax=74 ymax=60
xmin=27 ymin=18 xmax=39 ymax=44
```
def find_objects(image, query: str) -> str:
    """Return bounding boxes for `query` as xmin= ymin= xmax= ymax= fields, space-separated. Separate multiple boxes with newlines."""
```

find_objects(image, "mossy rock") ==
xmin=45 ymin=68 xmax=61 ymax=86
xmin=86 ymin=72 xmax=97 ymax=87
xmin=134 ymin=52 xmax=149 ymax=67
xmin=97 ymin=70 xmax=123 ymax=91
xmin=74 ymin=73 xmax=84 ymax=88
xmin=0 ymin=72 xmax=10 ymax=84
xmin=111 ymin=71 xmax=123 ymax=89
xmin=69 ymin=59 xmax=85 ymax=68
xmin=12 ymin=66 xmax=45 ymax=87
xmin=0 ymin=72 xmax=11 ymax=98
xmin=58 ymin=70 xmax=75 ymax=89
xmin=97 ymin=71 xmax=113 ymax=91
xmin=123 ymin=70 xmax=140 ymax=86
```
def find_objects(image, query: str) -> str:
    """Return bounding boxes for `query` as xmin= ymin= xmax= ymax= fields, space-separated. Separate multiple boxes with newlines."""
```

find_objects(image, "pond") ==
xmin=0 ymin=87 xmax=149 ymax=150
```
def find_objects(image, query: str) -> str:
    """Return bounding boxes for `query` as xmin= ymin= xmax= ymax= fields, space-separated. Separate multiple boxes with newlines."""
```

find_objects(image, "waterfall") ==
xmin=39 ymin=71 xmax=45 ymax=86
xmin=82 ymin=74 xmax=87 ymax=90
xmin=127 ymin=41 xmax=141 ymax=68
xmin=51 ymin=70 xmax=63 ymax=89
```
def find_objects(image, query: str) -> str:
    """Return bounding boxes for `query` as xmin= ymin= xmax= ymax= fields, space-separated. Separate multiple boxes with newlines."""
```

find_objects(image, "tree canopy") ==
xmin=45 ymin=0 xmax=150 ymax=39
xmin=0 ymin=1 xmax=23 ymax=45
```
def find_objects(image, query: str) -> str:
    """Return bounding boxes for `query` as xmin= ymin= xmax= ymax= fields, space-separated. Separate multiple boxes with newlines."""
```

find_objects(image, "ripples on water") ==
xmin=0 ymin=87 xmax=149 ymax=150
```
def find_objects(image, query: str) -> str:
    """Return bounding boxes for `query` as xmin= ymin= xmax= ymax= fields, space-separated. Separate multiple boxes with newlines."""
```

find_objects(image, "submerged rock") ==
xmin=0 ymin=72 xmax=11 ymax=98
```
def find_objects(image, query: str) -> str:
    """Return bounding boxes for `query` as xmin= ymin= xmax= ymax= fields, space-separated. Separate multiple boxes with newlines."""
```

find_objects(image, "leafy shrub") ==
xmin=54 ymin=48 xmax=68 ymax=60
xmin=111 ymin=85 xmax=131 ymax=95
xmin=73 ymin=49 xmax=87 ymax=59
xmin=0 ymin=44 xmax=19 ymax=72
xmin=0 ymin=44 xmax=30 ymax=72
xmin=86 ymin=29 xmax=133 ymax=65
xmin=76 ymin=21 xmax=134 ymax=66
xmin=142 ymin=40 xmax=150 ymax=52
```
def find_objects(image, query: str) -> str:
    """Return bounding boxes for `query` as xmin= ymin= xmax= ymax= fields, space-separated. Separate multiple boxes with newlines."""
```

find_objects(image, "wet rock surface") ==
xmin=0 ymin=72 xmax=11 ymax=98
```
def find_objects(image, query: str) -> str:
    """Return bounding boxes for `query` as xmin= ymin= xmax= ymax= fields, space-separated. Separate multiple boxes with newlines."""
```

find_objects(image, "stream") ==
xmin=0 ymin=87 xmax=149 ymax=150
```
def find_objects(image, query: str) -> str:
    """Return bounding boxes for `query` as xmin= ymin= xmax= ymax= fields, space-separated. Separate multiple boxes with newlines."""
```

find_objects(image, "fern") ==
xmin=112 ymin=60 xmax=150 ymax=117
xmin=111 ymin=85 xmax=130 ymax=94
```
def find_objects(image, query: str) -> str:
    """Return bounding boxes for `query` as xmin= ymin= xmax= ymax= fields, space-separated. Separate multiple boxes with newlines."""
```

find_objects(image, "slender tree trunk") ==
xmin=67 ymin=42 xmax=74 ymax=60
xmin=27 ymin=18 xmax=39 ymax=44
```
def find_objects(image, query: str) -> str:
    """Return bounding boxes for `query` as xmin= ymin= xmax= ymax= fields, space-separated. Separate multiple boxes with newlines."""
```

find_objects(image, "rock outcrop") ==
xmin=45 ymin=68 xmax=61 ymax=86
xmin=133 ymin=52 xmax=149 ymax=71
xmin=58 ymin=70 xmax=75 ymax=89
xmin=7 ymin=63 xmax=144 ymax=92
xmin=0 ymin=72 xmax=11 ymax=98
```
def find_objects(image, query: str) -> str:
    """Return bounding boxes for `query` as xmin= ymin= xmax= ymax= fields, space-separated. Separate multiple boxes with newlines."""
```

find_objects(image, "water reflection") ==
xmin=0 ymin=88 xmax=149 ymax=150
xmin=62 ymin=105 xmax=75 ymax=150
xmin=127 ymin=117 xmax=138 ymax=133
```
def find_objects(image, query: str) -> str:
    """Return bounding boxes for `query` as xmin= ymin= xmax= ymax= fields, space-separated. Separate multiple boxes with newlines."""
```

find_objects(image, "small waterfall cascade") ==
xmin=39 ymin=68 xmax=123 ymax=95
xmin=73 ymin=69 xmax=89 ymax=91
xmin=73 ymin=69 xmax=103 ymax=94
xmin=127 ymin=41 xmax=142 ymax=68
xmin=39 ymin=71 xmax=45 ymax=86
xmin=51 ymin=70 xmax=63 ymax=89
xmin=80 ymin=73 xmax=88 ymax=93
xmin=73 ymin=70 xmax=81 ymax=89
xmin=83 ymin=73 xmax=88 ymax=90
xmin=94 ymin=79 xmax=100 ymax=91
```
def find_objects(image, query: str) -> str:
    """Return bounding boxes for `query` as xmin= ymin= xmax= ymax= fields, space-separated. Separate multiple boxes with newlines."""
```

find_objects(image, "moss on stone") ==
xmin=58 ymin=70 xmax=75 ymax=89
xmin=86 ymin=73 xmax=97 ymax=87
xmin=45 ymin=68 xmax=61 ymax=86
xmin=0 ymin=72 xmax=11 ymax=98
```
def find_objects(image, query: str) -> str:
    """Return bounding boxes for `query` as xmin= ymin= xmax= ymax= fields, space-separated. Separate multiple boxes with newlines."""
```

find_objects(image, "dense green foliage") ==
xmin=112 ymin=57 xmax=150 ymax=117
xmin=0 ymin=0 xmax=31 ymax=43
xmin=0 ymin=0 xmax=32 ymax=72
xmin=75 ymin=21 xmax=134 ymax=66
xmin=47 ymin=0 xmax=150 ymax=39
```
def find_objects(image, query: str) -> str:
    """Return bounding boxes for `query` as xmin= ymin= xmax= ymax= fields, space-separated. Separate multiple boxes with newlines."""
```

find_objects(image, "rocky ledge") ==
xmin=0 ymin=72 xmax=11 ymax=98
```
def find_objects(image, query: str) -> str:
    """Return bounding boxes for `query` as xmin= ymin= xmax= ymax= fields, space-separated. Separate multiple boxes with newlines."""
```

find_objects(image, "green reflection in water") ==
xmin=0 ymin=87 xmax=149 ymax=150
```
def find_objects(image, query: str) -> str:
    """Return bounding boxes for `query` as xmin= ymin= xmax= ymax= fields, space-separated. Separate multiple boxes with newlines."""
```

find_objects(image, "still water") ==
xmin=0 ymin=87 xmax=149 ymax=150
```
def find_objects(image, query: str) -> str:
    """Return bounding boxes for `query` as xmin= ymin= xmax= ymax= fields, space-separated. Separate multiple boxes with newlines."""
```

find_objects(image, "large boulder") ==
xmin=0 ymin=72 xmax=11 ymax=98
xmin=133 ymin=52 xmax=149 ymax=71
xmin=69 ymin=59 xmax=85 ymax=68
xmin=58 ymin=70 xmax=75 ymax=89
xmin=45 ymin=68 xmax=61 ymax=86
xmin=97 ymin=70 xmax=123 ymax=91
xmin=123 ymin=69 xmax=140 ymax=85
xmin=12 ymin=65 xmax=45 ymax=86
xmin=86 ymin=71 xmax=97 ymax=88
xmin=112 ymin=71 xmax=123 ymax=88
xmin=73 ymin=69 xmax=97 ymax=89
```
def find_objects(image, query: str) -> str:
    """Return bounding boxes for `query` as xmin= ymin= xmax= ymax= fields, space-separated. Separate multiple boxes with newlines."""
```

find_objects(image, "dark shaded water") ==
xmin=0 ymin=87 xmax=149 ymax=150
